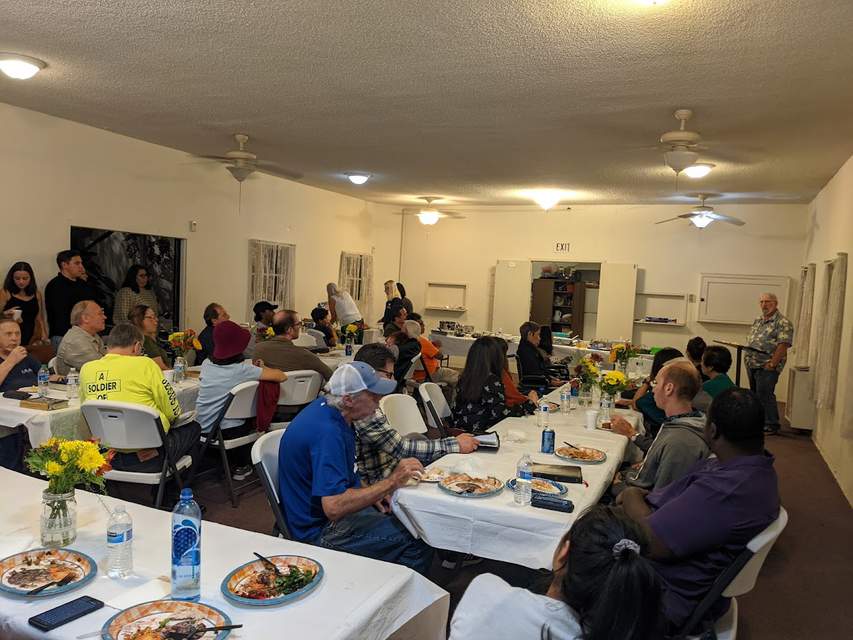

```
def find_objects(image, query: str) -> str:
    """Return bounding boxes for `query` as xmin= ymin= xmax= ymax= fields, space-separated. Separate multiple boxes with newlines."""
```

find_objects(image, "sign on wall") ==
xmin=554 ymin=241 xmax=570 ymax=253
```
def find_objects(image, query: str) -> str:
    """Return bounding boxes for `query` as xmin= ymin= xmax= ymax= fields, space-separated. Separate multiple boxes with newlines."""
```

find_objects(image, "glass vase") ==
xmin=41 ymin=489 xmax=77 ymax=548
xmin=579 ymin=384 xmax=594 ymax=408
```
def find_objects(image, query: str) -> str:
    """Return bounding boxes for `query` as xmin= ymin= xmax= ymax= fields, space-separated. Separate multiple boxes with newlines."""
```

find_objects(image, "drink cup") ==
xmin=585 ymin=410 xmax=599 ymax=431
xmin=164 ymin=370 xmax=175 ymax=384
xmin=12 ymin=309 xmax=22 ymax=322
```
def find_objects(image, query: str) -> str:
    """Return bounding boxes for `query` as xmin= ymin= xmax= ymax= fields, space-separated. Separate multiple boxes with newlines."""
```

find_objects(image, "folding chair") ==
xmin=418 ymin=382 xmax=452 ymax=437
xmin=676 ymin=506 xmax=789 ymax=640
xmin=380 ymin=394 xmax=429 ymax=438
xmin=48 ymin=356 xmax=58 ymax=374
xmin=515 ymin=354 xmax=551 ymax=394
xmin=304 ymin=328 xmax=327 ymax=348
xmin=292 ymin=333 xmax=317 ymax=348
xmin=196 ymin=381 xmax=263 ymax=508
xmin=251 ymin=430 xmax=291 ymax=539
xmin=270 ymin=370 xmax=323 ymax=430
xmin=81 ymin=400 xmax=193 ymax=509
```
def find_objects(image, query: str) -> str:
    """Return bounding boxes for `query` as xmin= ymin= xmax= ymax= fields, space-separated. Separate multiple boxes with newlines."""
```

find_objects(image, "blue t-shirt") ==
xmin=195 ymin=360 xmax=262 ymax=432
xmin=0 ymin=354 xmax=41 ymax=392
xmin=278 ymin=397 xmax=360 ymax=541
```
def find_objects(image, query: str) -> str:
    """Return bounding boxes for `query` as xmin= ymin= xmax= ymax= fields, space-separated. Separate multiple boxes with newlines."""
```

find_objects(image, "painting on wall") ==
xmin=70 ymin=226 xmax=183 ymax=331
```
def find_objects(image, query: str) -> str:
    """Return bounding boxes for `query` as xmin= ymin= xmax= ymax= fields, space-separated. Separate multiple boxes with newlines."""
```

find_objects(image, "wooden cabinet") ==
xmin=530 ymin=278 xmax=585 ymax=336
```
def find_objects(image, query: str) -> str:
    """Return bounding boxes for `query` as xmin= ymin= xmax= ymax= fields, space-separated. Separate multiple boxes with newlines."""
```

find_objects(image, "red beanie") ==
xmin=212 ymin=321 xmax=251 ymax=360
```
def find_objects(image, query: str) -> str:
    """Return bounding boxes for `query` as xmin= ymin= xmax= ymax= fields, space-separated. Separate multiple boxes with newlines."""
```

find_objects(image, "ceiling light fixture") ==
xmin=664 ymin=148 xmax=699 ymax=174
xmin=347 ymin=173 xmax=370 ymax=185
xmin=683 ymin=163 xmax=715 ymax=179
xmin=0 ymin=53 xmax=46 ymax=79
xmin=690 ymin=214 xmax=714 ymax=228
xmin=417 ymin=210 xmax=440 ymax=225
xmin=527 ymin=190 xmax=564 ymax=211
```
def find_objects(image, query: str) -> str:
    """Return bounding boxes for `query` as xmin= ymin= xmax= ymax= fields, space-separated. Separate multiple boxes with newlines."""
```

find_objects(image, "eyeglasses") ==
xmin=377 ymin=368 xmax=394 ymax=379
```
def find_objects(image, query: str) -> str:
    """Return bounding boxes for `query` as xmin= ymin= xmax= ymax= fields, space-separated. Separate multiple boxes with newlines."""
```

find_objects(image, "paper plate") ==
xmin=507 ymin=477 xmax=568 ymax=495
xmin=101 ymin=600 xmax=231 ymax=639
xmin=438 ymin=474 xmax=504 ymax=498
xmin=417 ymin=467 xmax=449 ymax=483
xmin=221 ymin=555 xmax=323 ymax=607
xmin=555 ymin=446 xmax=607 ymax=464
xmin=0 ymin=548 xmax=97 ymax=598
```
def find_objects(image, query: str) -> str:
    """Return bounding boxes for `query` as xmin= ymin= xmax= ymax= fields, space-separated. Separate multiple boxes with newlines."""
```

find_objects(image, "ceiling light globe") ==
xmin=664 ymin=149 xmax=699 ymax=174
xmin=417 ymin=211 xmax=440 ymax=225
xmin=683 ymin=163 xmax=715 ymax=179
xmin=690 ymin=215 xmax=714 ymax=228
xmin=347 ymin=173 xmax=370 ymax=185
xmin=0 ymin=54 xmax=46 ymax=80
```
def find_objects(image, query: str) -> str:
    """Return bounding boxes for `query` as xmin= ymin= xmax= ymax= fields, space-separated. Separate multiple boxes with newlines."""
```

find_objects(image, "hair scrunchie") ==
xmin=612 ymin=538 xmax=641 ymax=558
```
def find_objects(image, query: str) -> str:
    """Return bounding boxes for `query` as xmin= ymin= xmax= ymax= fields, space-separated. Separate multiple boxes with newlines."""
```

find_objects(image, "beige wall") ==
xmin=804 ymin=154 xmax=853 ymax=504
xmin=399 ymin=203 xmax=808 ymax=386
xmin=0 ymin=103 xmax=400 ymax=328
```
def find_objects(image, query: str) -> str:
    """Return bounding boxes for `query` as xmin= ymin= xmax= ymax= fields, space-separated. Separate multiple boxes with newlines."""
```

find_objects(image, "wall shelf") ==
xmin=633 ymin=320 xmax=686 ymax=327
xmin=633 ymin=291 xmax=688 ymax=327
xmin=425 ymin=282 xmax=467 ymax=313
xmin=425 ymin=306 xmax=467 ymax=313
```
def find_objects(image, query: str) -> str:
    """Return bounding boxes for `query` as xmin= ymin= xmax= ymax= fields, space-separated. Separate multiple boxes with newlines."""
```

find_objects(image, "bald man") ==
xmin=611 ymin=360 xmax=710 ymax=496
xmin=745 ymin=293 xmax=794 ymax=435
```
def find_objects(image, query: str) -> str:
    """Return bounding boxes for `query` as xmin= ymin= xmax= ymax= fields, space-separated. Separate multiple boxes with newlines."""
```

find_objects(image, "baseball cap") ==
xmin=253 ymin=301 xmax=278 ymax=318
xmin=327 ymin=361 xmax=397 ymax=396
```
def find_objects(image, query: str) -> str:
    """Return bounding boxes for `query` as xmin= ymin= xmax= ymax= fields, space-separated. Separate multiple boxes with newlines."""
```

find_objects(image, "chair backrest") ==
xmin=81 ymin=400 xmax=165 ymax=450
xmin=250 ymin=429 xmax=291 ymax=539
xmin=48 ymin=356 xmax=58 ymax=373
xmin=362 ymin=328 xmax=382 ymax=344
xmin=305 ymin=328 xmax=326 ymax=347
xmin=292 ymin=333 xmax=316 ymax=348
xmin=223 ymin=381 xmax=259 ymax=420
xmin=380 ymin=393 xmax=428 ymax=437
xmin=278 ymin=370 xmax=323 ymax=406
xmin=418 ymin=382 xmax=451 ymax=428
xmin=724 ymin=506 xmax=788 ymax=596
xmin=402 ymin=352 xmax=421 ymax=381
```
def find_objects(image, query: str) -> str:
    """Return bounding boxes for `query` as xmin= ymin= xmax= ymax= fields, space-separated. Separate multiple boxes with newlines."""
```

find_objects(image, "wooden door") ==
xmin=531 ymin=279 xmax=555 ymax=326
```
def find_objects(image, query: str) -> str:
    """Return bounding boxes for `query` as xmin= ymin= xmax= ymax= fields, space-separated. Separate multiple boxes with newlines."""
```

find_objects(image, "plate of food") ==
xmin=221 ymin=555 xmax=322 ymax=607
xmin=506 ymin=477 xmax=568 ymax=495
xmin=101 ymin=600 xmax=231 ymax=639
xmin=417 ymin=467 xmax=449 ymax=483
xmin=438 ymin=473 xmax=504 ymax=498
xmin=0 ymin=548 xmax=96 ymax=597
xmin=555 ymin=445 xmax=607 ymax=464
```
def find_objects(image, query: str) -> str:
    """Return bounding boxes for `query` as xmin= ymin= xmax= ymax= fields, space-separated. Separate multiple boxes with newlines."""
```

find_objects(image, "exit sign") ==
xmin=554 ymin=242 xmax=570 ymax=253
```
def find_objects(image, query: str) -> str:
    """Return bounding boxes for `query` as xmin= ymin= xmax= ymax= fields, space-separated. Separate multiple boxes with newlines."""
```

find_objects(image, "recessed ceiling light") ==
xmin=347 ymin=173 xmax=370 ymax=185
xmin=0 ymin=53 xmax=46 ymax=80
xmin=683 ymin=163 xmax=715 ymax=179
xmin=520 ymin=189 xmax=572 ymax=211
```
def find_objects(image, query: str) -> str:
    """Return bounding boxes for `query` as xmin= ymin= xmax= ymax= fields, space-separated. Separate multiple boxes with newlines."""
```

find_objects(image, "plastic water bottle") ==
xmin=107 ymin=505 xmax=133 ymax=578
xmin=66 ymin=368 xmax=79 ymax=401
xmin=514 ymin=454 xmax=533 ymax=506
xmin=537 ymin=400 xmax=550 ymax=428
xmin=171 ymin=488 xmax=201 ymax=601
xmin=559 ymin=387 xmax=571 ymax=414
xmin=173 ymin=357 xmax=186 ymax=384
xmin=37 ymin=364 xmax=49 ymax=397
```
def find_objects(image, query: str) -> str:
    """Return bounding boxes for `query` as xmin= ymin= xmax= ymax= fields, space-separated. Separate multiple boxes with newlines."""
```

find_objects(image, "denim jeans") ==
xmin=747 ymin=368 xmax=781 ymax=428
xmin=314 ymin=507 xmax=433 ymax=575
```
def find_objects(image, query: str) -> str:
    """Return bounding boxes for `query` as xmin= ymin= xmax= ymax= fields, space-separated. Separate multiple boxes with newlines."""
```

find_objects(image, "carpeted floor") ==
xmin=175 ymin=414 xmax=852 ymax=639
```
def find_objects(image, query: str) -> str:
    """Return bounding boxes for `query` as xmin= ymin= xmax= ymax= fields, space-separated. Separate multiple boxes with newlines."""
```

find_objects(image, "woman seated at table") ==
xmin=693 ymin=345 xmax=735 ymax=413
xmin=450 ymin=505 xmax=662 ymax=640
xmin=310 ymin=306 xmax=337 ymax=347
xmin=390 ymin=320 xmax=422 ymax=390
xmin=494 ymin=337 xmax=539 ymax=410
xmin=128 ymin=304 xmax=171 ymax=370
xmin=516 ymin=321 xmax=565 ymax=392
xmin=452 ymin=337 xmax=533 ymax=433
xmin=619 ymin=347 xmax=682 ymax=438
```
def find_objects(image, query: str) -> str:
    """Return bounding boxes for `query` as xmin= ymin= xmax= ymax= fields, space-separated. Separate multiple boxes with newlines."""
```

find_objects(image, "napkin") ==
xmin=504 ymin=429 xmax=527 ymax=443
xmin=448 ymin=457 xmax=487 ymax=477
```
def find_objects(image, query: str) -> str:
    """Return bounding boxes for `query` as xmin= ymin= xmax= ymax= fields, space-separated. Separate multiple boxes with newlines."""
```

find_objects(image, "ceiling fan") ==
xmin=655 ymin=195 xmax=745 ymax=228
xmin=193 ymin=133 xmax=302 ymax=182
xmin=401 ymin=197 xmax=466 ymax=225
xmin=658 ymin=108 xmax=712 ymax=176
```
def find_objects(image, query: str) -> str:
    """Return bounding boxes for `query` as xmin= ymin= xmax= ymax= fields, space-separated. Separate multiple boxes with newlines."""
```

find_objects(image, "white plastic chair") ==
xmin=380 ymin=393 xmax=428 ymax=438
xmin=681 ymin=506 xmax=789 ymax=640
xmin=81 ymin=400 xmax=193 ymax=509
xmin=305 ymin=328 xmax=327 ymax=348
xmin=419 ymin=382 xmax=452 ymax=436
xmin=292 ymin=332 xmax=317 ymax=348
xmin=362 ymin=328 xmax=382 ymax=344
xmin=197 ymin=381 xmax=262 ymax=507
xmin=251 ymin=430 xmax=291 ymax=539
xmin=48 ymin=356 xmax=58 ymax=374
xmin=269 ymin=370 xmax=323 ymax=431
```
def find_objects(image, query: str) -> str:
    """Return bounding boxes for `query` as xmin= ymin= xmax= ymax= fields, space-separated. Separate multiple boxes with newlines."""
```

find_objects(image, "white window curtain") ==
xmin=338 ymin=252 xmax=373 ymax=319
xmin=792 ymin=263 xmax=816 ymax=368
xmin=248 ymin=239 xmax=295 ymax=320
xmin=813 ymin=252 xmax=848 ymax=410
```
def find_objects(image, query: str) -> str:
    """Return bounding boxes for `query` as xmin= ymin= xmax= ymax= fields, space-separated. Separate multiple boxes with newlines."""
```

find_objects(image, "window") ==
xmin=338 ymin=252 xmax=373 ymax=316
xmin=248 ymin=239 xmax=295 ymax=318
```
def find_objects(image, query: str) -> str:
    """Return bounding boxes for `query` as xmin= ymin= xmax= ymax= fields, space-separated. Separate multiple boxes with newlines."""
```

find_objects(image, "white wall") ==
xmin=804 ymin=154 xmax=853 ymax=504
xmin=0 ymin=103 xmax=401 ymax=328
xmin=399 ymin=203 xmax=808 ymax=386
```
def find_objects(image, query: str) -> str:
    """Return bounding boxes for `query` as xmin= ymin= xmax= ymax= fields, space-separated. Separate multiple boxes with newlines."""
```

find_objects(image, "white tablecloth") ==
xmin=0 ymin=379 xmax=200 ymax=447
xmin=392 ymin=412 xmax=629 ymax=570
xmin=0 ymin=469 xmax=448 ymax=640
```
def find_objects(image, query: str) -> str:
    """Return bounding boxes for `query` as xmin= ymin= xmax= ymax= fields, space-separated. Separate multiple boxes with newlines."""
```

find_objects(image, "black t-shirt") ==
xmin=44 ymin=273 xmax=98 ymax=338
xmin=0 ymin=354 xmax=41 ymax=391
xmin=316 ymin=324 xmax=335 ymax=347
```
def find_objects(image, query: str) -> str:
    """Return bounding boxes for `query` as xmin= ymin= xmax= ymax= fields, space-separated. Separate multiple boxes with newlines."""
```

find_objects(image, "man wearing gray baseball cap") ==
xmin=278 ymin=361 xmax=433 ymax=573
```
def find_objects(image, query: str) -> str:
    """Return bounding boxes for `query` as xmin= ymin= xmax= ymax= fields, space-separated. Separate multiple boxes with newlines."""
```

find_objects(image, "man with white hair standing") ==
xmin=745 ymin=292 xmax=794 ymax=434
xmin=278 ymin=361 xmax=433 ymax=573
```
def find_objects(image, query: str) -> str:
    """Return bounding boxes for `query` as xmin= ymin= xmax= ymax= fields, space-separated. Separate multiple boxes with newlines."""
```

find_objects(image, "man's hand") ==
xmin=527 ymin=390 xmax=539 ymax=403
xmin=763 ymin=361 xmax=776 ymax=370
xmin=6 ymin=346 xmax=28 ymax=366
xmin=373 ymin=495 xmax=393 ymax=514
xmin=610 ymin=415 xmax=637 ymax=439
xmin=432 ymin=339 xmax=442 ymax=348
xmin=456 ymin=433 xmax=480 ymax=454
xmin=616 ymin=486 xmax=648 ymax=506
xmin=390 ymin=458 xmax=424 ymax=489
xmin=253 ymin=358 xmax=265 ymax=367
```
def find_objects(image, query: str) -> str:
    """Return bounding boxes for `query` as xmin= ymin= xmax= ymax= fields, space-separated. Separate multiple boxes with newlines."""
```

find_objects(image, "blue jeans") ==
xmin=748 ymin=367 xmax=781 ymax=429
xmin=314 ymin=507 xmax=433 ymax=575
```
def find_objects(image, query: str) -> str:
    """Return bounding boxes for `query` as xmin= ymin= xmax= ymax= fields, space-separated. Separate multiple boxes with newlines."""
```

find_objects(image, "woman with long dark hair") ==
xmin=113 ymin=264 xmax=158 ymax=326
xmin=494 ymin=336 xmax=538 ymax=411
xmin=1 ymin=261 xmax=48 ymax=346
xmin=128 ymin=304 xmax=170 ymax=370
xmin=450 ymin=505 xmax=663 ymax=640
xmin=452 ymin=336 xmax=532 ymax=432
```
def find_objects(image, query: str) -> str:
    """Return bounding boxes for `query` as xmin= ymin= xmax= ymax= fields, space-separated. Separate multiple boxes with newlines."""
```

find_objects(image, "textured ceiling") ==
xmin=2 ymin=0 xmax=853 ymax=206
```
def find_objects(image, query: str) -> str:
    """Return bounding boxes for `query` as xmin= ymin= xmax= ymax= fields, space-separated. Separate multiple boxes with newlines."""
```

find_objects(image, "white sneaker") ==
xmin=232 ymin=465 xmax=253 ymax=481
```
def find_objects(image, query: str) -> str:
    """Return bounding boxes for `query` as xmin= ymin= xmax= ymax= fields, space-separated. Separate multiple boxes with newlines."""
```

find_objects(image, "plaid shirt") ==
xmin=354 ymin=410 xmax=461 ymax=485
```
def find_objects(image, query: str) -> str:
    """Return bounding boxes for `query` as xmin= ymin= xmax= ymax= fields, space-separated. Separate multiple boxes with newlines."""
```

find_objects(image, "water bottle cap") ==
xmin=180 ymin=488 xmax=193 ymax=500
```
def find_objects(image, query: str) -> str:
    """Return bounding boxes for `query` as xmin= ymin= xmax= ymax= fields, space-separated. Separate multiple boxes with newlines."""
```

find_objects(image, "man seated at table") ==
xmin=408 ymin=313 xmax=459 ymax=392
xmin=80 ymin=323 xmax=201 ymax=472
xmin=254 ymin=309 xmax=332 ymax=381
xmin=195 ymin=302 xmax=229 ymax=364
xmin=610 ymin=360 xmax=709 ymax=495
xmin=55 ymin=300 xmax=107 ymax=375
xmin=352 ymin=343 xmax=478 ymax=485
xmin=0 ymin=318 xmax=42 ymax=392
xmin=693 ymin=345 xmax=736 ymax=413
xmin=278 ymin=361 xmax=433 ymax=574
xmin=617 ymin=388 xmax=780 ymax=633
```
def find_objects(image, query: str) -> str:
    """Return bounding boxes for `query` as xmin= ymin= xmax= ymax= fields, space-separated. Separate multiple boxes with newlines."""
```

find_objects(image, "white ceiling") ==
xmin=2 ymin=0 xmax=853 ymax=206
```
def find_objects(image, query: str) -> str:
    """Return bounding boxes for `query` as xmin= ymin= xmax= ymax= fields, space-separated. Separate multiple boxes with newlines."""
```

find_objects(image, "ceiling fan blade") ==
xmin=255 ymin=163 xmax=303 ymax=180
xmin=655 ymin=215 xmax=689 ymax=225
xmin=194 ymin=154 xmax=233 ymax=162
xmin=707 ymin=212 xmax=746 ymax=226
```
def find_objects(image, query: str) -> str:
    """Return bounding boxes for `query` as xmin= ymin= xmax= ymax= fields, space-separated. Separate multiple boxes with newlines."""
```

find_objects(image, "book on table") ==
xmin=531 ymin=463 xmax=584 ymax=484
xmin=20 ymin=396 xmax=69 ymax=411
xmin=474 ymin=432 xmax=500 ymax=449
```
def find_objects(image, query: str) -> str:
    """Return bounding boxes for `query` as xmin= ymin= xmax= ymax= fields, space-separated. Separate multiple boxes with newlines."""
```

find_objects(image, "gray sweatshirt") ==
xmin=625 ymin=413 xmax=709 ymax=491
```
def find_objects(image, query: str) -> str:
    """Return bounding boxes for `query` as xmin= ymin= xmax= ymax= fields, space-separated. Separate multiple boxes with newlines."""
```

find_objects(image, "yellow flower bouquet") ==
xmin=598 ymin=370 xmax=628 ymax=397
xmin=573 ymin=355 xmax=601 ymax=390
xmin=168 ymin=330 xmax=202 ymax=357
xmin=609 ymin=342 xmax=637 ymax=367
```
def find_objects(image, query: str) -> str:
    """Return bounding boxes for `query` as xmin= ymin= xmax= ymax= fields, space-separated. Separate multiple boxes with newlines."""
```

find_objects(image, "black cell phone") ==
xmin=28 ymin=595 xmax=104 ymax=632
xmin=3 ymin=390 xmax=30 ymax=400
